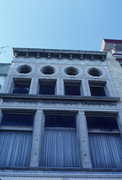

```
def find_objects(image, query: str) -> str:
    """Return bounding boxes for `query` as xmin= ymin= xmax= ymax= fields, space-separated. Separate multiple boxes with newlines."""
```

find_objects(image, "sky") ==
xmin=0 ymin=0 xmax=122 ymax=63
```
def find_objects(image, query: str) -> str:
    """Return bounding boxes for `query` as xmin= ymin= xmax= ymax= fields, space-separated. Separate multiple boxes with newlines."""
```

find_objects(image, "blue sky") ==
xmin=0 ymin=0 xmax=122 ymax=63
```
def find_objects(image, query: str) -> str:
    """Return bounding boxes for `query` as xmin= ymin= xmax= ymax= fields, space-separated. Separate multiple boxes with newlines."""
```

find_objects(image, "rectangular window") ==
xmin=13 ymin=79 xmax=31 ymax=94
xmin=39 ymin=80 xmax=56 ymax=95
xmin=40 ymin=112 xmax=80 ymax=168
xmin=1 ymin=111 xmax=34 ymax=127
xmin=45 ymin=114 xmax=76 ymax=128
xmin=86 ymin=112 xmax=122 ymax=168
xmin=64 ymin=81 xmax=81 ymax=95
xmin=0 ymin=110 xmax=34 ymax=167
xmin=89 ymin=81 xmax=106 ymax=96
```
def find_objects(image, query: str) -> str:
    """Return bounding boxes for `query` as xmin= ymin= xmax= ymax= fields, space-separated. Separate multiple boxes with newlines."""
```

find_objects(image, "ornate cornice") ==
xmin=13 ymin=48 xmax=106 ymax=61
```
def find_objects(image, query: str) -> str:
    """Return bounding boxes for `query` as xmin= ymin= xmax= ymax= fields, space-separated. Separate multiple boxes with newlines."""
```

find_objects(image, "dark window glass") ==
xmin=65 ymin=82 xmax=81 ymax=95
xmin=39 ymin=81 xmax=56 ymax=95
xmin=87 ymin=113 xmax=122 ymax=169
xmin=65 ymin=67 xmax=78 ymax=76
xmin=87 ymin=116 xmax=118 ymax=131
xmin=41 ymin=66 xmax=55 ymax=75
xmin=18 ymin=65 xmax=31 ymax=74
xmin=88 ymin=68 xmax=101 ymax=77
xmin=90 ymin=86 xmax=106 ymax=96
xmin=13 ymin=80 xmax=30 ymax=94
xmin=45 ymin=114 xmax=76 ymax=128
xmin=1 ymin=113 xmax=34 ymax=126
xmin=42 ymin=113 xmax=80 ymax=168
xmin=13 ymin=84 xmax=29 ymax=94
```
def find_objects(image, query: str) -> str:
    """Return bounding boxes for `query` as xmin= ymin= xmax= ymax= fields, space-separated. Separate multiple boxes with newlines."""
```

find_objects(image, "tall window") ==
xmin=86 ymin=112 xmax=122 ymax=168
xmin=12 ymin=79 xmax=31 ymax=94
xmin=64 ymin=81 xmax=81 ymax=96
xmin=39 ymin=80 xmax=56 ymax=95
xmin=0 ymin=110 xmax=34 ymax=167
xmin=40 ymin=112 xmax=80 ymax=167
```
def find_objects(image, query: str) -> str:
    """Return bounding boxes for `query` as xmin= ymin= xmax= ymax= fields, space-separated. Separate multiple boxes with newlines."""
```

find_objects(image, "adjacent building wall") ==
xmin=0 ymin=63 xmax=10 ymax=92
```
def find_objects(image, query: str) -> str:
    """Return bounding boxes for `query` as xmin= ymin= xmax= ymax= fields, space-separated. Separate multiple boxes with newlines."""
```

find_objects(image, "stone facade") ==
xmin=0 ymin=63 xmax=10 ymax=92
xmin=0 ymin=40 xmax=122 ymax=179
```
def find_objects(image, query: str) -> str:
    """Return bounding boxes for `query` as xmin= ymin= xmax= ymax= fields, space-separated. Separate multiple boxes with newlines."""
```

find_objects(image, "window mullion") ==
xmin=29 ymin=77 xmax=38 ymax=94
xmin=57 ymin=78 xmax=64 ymax=95
xmin=82 ymin=79 xmax=91 ymax=96
xmin=77 ymin=111 xmax=92 ymax=168
xmin=117 ymin=112 xmax=122 ymax=135
xmin=0 ymin=109 xmax=2 ymax=123
xmin=30 ymin=110 xmax=44 ymax=167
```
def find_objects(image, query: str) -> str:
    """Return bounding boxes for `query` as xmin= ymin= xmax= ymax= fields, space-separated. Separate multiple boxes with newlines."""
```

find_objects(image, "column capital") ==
xmin=78 ymin=110 xmax=85 ymax=115
xmin=36 ymin=110 xmax=43 ymax=114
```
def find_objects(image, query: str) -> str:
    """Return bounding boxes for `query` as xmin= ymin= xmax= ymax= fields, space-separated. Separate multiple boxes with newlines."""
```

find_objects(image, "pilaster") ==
xmin=30 ymin=110 xmax=44 ymax=167
xmin=0 ymin=109 xmax=2 ymax=123
xmin=29 ymin=77 xmax=38 ymax=94
xmin=106 ymin=80 xmax=119 ymax=97
xmin=76 ymin=111 xmax=92 ymax=168
xmin=57 ymin=78 xmax=64 ymax=95
xmin=117 ymin=111 xmax=122 ymax=134
xmin=1 ymin=76 xmax=13 ymax=93
xmin=82 ymin=79 xmax=91 ymax=96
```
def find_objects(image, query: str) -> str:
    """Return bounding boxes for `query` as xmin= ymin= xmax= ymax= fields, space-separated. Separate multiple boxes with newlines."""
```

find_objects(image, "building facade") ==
xmin=0 ymin=63 xmax=10 ymax=93
xmin=0 ymin=39 xmax=122 ymax=179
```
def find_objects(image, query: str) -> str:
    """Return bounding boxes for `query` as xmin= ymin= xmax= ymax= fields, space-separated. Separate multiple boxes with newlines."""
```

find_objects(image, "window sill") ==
xmin=0 ymin=166 xmax=122 ymax=172
xmin=0 ymin=126 xmax=32 ymax=131
xmin=0 ymin=93 xmax=120 ymax=102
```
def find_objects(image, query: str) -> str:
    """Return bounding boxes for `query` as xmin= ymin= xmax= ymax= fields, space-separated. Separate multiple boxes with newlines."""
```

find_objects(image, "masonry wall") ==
xmin=0 ymin=63 xmax=10 ymax=92
xmin=106 ymin=52 xmax=122 ymax=101
xmin=0 ymin=76 xmax=6 ymax=92
xmin=0 ymin=54 xmax=122 ymax=180
xmin=106 ymin=51 xmax=122 ymax=125
xmin=2 ymin=56 xmax=117 ymax=97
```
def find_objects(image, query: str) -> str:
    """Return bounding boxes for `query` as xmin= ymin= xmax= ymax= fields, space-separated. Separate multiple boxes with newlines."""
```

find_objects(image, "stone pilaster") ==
xmin=106 ymin=80 xmax=119 ymax=97
xmin=117 ymin=111 xmax=122 ymax=135
xmin=29 ymin=78 xmax=38 ymax=94
xmin=82 ymin=79 xmax=91 ymax=96
xmin=0 ymin=109 xmax=2 ymax=123
xmin=30 ymin=110 xmax=44 ymax=167
xmin=76 ymin=111 xmax=92 ymax=168
xmin=57 ymin=78 xmax=64 ymax=95
xmin=1 ymin=76 xmax=13 ymax=93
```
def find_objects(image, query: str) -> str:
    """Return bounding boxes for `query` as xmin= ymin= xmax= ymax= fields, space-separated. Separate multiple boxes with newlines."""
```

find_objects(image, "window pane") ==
xmin=1 ymin=113 xmax=34 ymax=126
xmin=45 ymin=114 xmax=76 ymax=128
xmin=0 ymin=131 xmax=32 ymax=167
xmin=86 ymin=114 xmax=122 ymax=169
xmin=13 ymin=87 xmax=29 ymax=94
xmin=41 ymin=113 xmax=80 ymax=168
xmin=65 ymin=82 xmax=81 ymax=95
xmin=87 ymin=116 xmax=119 ymax=131
xmin=89 ymin=134 xmax=122 ymax=168
xmin=13 ymin=80 xmax=30 ymax=94
xmin=41 ymin=130 xmax=80 ymax=167
xmin=39 ymin=82 xmax=55 ymax=95
xmin=90 ymin=86 xmax=106 ymax=96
